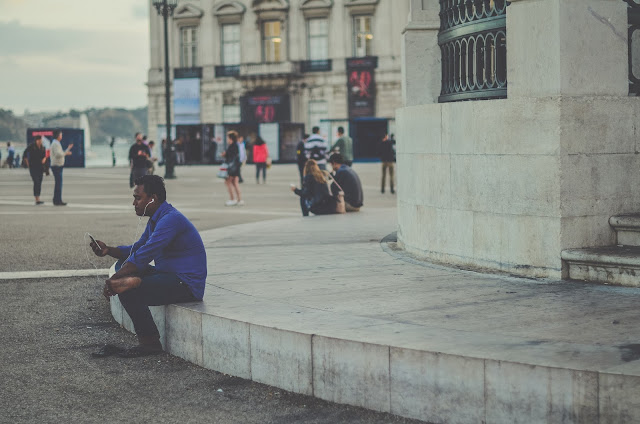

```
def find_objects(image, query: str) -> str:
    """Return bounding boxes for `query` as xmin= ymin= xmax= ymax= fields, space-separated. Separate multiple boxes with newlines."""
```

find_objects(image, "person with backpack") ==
xmin=304 ymin=127 xmax=329 ymax=170
xmin=290 ymin=159 xmax=336 ymax=217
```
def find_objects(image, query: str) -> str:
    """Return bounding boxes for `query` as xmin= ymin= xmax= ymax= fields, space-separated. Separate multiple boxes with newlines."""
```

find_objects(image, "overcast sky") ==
xmin=0 ymin=0 xmax=149 ymax=115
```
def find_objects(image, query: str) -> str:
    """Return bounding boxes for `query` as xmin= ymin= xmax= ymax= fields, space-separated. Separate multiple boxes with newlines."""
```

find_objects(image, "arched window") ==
xmin=438 ymin=0 xmax=507 ymax=103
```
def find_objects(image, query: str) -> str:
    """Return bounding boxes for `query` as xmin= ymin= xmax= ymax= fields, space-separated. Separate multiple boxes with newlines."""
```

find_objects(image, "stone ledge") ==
xmin=111 ymin=286 xmax=640 ymax=423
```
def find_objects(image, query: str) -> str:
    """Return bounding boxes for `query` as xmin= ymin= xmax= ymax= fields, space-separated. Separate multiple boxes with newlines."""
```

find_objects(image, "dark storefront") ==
xmin=26 ymin=128 xmax=85 ymax=168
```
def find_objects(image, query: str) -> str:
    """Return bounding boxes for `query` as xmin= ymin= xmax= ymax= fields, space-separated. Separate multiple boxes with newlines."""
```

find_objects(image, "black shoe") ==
xmin=35 ymin=201 xmax=44 ymax=205
xmin=381 ymin=189 xmax=385 ymax=194
xmin=118 ymin=344 xmax=163 ymax=358
xmin=391 ymin=189 xmax=395 ymax=194
xmin=91 ymin=344 xmax=125 ymax=358
xmin=53 ymin=202 xmax=67 ymax=206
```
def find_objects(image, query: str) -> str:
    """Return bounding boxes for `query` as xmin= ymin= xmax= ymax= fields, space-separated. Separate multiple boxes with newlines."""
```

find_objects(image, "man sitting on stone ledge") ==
xmin=328 ymin=153 xmax=363 ymax=212
xmin=90 ymin=175 xmax=207 ymax=358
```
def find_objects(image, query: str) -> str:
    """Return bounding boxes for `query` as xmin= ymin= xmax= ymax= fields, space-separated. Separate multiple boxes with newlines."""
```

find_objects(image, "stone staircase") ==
xmin=562 ymin=214 xmax=640 ymax=287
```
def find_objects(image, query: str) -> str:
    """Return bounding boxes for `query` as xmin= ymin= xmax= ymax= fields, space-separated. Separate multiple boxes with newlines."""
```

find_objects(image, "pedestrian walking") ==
xmin=252 ymin=136 xmax=269 ymax=184
xmin=237 ymin=135 xmax=247 ymax=183
xmin=129 ymin=133 xmax=151 ymax=188
xmin=304 ymin=127 xmax=329 ymax=170
xmin=221 ymin=131 xmax=243 ymax=206
xmin=296 ymin=135 xmax=308 ymax=185
xmin=148 ymin=140 xmax=158 ymax=175
xmin=175 ymin=138 xmax=185 ymax=165
xmin=6 ymin=142 xmax=15 ymax=169
xmin=379 ymin=133 xmax=396 ymax=194
xmin=24 ymin=135 xmax=47 ymax=205
xmin=330 ymin=127 xmax=353 ymax=166
xmin=50 ymin=130 xmax=73 ymax=206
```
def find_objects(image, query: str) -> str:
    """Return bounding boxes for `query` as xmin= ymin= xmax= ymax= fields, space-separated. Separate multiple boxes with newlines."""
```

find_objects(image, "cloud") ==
xmin=132 ymin=4 xmax=148 ymax=20
xmin=0 ymin=20 xmax=148 ymax=112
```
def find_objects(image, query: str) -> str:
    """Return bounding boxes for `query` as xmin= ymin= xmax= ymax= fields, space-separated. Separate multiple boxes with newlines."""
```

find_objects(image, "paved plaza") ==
xmin=0 ymin=163 xmax=413 ymax=424
xmin=3 ymin=163 xmax=640 ymax=423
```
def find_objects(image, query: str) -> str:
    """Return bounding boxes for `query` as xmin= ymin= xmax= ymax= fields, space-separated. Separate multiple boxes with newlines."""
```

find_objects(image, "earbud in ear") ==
xmin=148 ymin=199 xmax=155 ymax=205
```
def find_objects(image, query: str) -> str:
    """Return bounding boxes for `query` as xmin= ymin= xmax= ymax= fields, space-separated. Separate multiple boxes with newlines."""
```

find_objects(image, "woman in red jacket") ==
xmin=252 ymin=136 xmax=269 ymax=184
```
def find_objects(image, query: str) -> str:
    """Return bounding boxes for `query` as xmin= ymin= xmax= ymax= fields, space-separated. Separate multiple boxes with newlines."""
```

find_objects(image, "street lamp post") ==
xmin=153 ymin=0 xmax=178 ymax=179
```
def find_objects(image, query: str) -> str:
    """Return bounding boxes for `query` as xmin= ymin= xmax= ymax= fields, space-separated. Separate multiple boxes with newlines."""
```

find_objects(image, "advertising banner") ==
xmin=173 ymin=78 xmax=201 ymax=125
xmin=241 ymin=95 xmax=290 ymax=125
xmin=346 ymin=57 xmax=377 ymax=118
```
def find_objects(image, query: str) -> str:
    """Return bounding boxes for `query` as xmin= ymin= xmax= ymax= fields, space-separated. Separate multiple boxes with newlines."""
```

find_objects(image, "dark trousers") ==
xmin=51 ymin=166 xmax=63 ymax=204
xmin=116 ymin=261 xmax=196 ymax=338
xmin=300 ymin=198 xmax=335 ymax=217
xmin=255 ymin=163 xmax=267 ymax=181
xmin=381 ymin=162 xmax=395 ymax=192
xmin=130 ymin=167 xmax=148 ymax=188
xmin=297 ymin=162 xmax=305 ymax=185
xmin=29 ymin=167 xmax=43 ymax=197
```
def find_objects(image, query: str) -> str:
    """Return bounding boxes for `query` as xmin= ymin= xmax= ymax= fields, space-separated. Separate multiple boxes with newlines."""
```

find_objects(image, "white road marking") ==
xmin=0 ymin=269 xmax=110 ymax=280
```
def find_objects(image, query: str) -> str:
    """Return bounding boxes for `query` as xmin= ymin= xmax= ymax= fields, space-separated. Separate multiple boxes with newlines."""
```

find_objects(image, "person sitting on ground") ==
xmin=328 ymin=153 xmax=363 ymax=212
xmin=290 ymin=159 xmax=336 ymax=217
xmin=89 ymin=175 xmax=207 ymax=358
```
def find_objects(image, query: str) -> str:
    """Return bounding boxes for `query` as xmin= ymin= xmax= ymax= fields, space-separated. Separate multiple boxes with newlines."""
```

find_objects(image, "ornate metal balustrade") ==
xmin=627 ymin=0 xmax=640 ymax=95
xmin=438 ymin=0 xmax=507 ymax=103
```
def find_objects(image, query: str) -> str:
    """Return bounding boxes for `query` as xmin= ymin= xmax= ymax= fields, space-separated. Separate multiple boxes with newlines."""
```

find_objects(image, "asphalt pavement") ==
xmin=0 ymin=163 xmax=416 ymax=424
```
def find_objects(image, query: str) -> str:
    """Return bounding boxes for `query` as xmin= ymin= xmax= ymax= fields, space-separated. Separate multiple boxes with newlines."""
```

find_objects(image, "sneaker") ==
xmin=237 ymin=200 xmax=245 ymax=206
xmin=225 ymin=200 xmax=237 ymax=206
xmin=35 ymin=201 xmax=44 ymax=205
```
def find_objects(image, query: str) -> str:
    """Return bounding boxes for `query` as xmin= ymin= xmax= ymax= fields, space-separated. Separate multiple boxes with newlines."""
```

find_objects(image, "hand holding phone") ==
xmin=88 ymin=234 xmax=107 ymax=257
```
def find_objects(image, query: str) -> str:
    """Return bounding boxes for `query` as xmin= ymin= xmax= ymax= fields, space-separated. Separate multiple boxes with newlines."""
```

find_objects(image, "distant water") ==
xmin=86 ymin=143 xmax=135 ymax=168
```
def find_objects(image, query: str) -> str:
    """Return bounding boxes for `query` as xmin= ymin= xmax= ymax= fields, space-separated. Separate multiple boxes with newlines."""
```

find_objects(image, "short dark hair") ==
xmin=53 ymin=130 xmax=61 ymax=138
xmin=135 ymin=132 xmax=141 ymax=138
xmin=337 ymin=126 xmax=344 ymax=134
xmin=34 ymin=136 xmax=41 ymax=142
xmin=148 ymin=140 xmax=155 ymax=146
xmin=227 ymin=131 xmax=238 ymax=144
xmin=312 ymin=126 xmax=320 ymax=134
xmin=328 ymin=153 xmax=345 ymax=165
xmin=134 ymin=175 xmax=166 ymax=203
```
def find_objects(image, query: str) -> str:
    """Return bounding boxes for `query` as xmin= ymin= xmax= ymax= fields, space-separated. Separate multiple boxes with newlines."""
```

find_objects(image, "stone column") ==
xmin=396 ymin=0 xmax=640 ymax=279
xmin=508 ymin=0 xmax=628 ymax=98
xmin=401 ymin=0 xmax=440 ymax=106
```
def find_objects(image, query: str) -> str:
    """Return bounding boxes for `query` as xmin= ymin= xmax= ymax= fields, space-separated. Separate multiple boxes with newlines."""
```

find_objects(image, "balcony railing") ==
xmin=215 ymin=65 xmax=240 ymax=78
xmin=174 ymin=67 xmax=202 ymax=79
xmin=438 ymin=0 xmax=507 ymax=103
xmin=627 ymin=0 xmax=640 ymax=95
xmin=238 ymin=61 xmax=299 ymax=78
xmin=299 ymin=59 xmax=332 ymax=73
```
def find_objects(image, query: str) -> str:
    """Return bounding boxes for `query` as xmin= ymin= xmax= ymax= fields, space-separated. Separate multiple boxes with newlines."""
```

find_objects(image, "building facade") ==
xmin=148 ymin=0 xmax=408 ymax=162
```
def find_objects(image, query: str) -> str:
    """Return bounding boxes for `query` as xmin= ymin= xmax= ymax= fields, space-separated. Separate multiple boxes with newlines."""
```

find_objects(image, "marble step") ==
xmin=562 ymin=245 xmax=640 ymax=287
xmin=610 ymin=214 xmax=640 ymax=246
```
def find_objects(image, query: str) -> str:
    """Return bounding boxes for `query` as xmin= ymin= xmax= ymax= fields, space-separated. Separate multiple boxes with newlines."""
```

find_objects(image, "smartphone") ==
xmin=88 ymin=234 xmax=97 ymax=246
